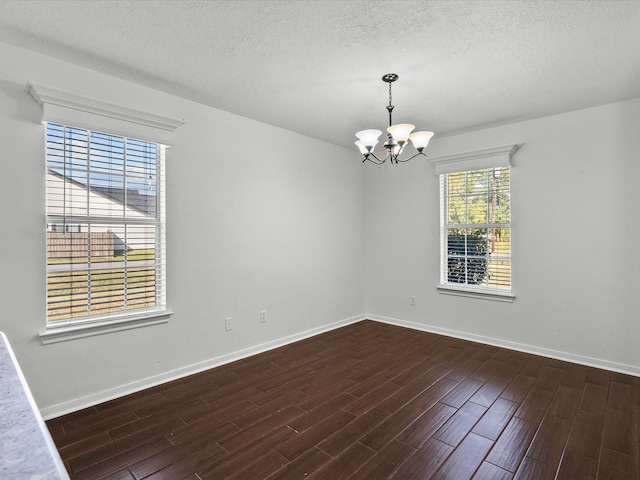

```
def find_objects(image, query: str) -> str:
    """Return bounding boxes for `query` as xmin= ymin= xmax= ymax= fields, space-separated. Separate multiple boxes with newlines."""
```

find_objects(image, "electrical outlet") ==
xmin=410 ymin=296 xmax=416 ymax=306
xmin=260 ymin=310 xmax=267 ymax=323
xmin=225 ymin=317 xmax=233 ymax=331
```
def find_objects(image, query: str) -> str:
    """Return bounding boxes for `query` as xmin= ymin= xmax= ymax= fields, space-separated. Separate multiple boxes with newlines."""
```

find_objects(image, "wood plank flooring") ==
xmin=46 ymin=320 xmax=640 ymax=479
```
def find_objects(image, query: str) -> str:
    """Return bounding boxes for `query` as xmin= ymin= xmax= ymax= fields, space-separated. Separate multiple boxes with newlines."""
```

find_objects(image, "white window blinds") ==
xmin=441 ymin=167 xmax=511 ymax=290
xmin=46 ymin=123 xmax=166 ymax=323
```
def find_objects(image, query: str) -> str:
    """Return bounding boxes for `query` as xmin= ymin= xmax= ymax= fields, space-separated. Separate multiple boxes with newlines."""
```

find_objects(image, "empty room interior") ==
xmin=1 ymin=1 xmax=639 ymax=479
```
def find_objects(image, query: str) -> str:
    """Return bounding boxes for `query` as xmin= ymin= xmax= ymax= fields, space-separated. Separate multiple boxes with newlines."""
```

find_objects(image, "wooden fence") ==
xmin=47 ymin=231 xmax=114 ymax=259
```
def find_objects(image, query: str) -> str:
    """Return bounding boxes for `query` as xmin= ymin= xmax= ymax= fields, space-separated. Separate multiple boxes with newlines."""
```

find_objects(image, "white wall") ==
xmin=365 ymin=96 xmax=640 ymax=374
xmin=0 ymin=42 xmax=366 ymax=417
xmin=2 ymin=39 xmax=639 ymax=419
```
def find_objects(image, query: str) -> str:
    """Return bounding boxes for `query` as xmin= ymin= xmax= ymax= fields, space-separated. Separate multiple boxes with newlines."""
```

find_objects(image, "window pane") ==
xmin=467 ymin=256 xmax=489 ymax=286
xmin=126 ymin=139 xmax=157 ymax=178
xmin=447 ymin=196 xmax=466 ymax=224
xmin=126 ymin=224 xmax=157 ymax=255
xmin=87 ymin=224 xmax=117 ymax=267
xmin=466 ymin=228 xmax=488 ymax=256
xmin=466 ymin=169 xmax=488 ymax=196
xmin=467 ymin=194 xmax=488 ymax=224
xmin=124 ymin=181 xmax=157 ymax=217
xmin=488 ymin=227 xmax=510 ymax=255
xmin=88 ymin=175 xmax=125 ymax=217
xmin=448 ymin=172 xmax=466 ymax=197
xmin=493 ymin=167 xmax=510 ymax=192
xmin=487 ymin=258 xmax=511 ymax=289
xmin=47 ymin=270 xmax=90 ymax=321
xmin=89 ymin=268 xmax=126 ymax=316
xmin=466 ymin=228 xmax=489 ymax=285
xmin=488 ymin=167 xmax=510 ymax=224
xmin=447 ymin=229 xmax=467 ymax=256
xmin=90 ymin=132 xmax=125 ymax=176
xmin=447 ymin=228 xmax=488 ymax=285
xmin=47 ymin=223 xmax=90 ymax=267
xmin=489 ymin=191 xmax=510 ymax=225
xmin=126 ymin=267 xmax=157 ymax=309
xmin=447 ymin=229 xmax=469 ymax=284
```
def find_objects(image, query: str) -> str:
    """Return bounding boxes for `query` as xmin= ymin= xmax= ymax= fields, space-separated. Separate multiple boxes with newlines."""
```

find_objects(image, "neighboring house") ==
xmin=46 ymin=169 xmax=157 ymax=257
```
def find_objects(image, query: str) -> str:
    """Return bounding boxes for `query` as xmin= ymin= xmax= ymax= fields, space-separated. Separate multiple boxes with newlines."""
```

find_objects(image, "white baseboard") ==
xmin=40 ymin=314 xmax=366 ymax=420
xmin=42 ymin=312 xmax=639 ymax=419
xmin=368 ymin=313 xmax=640 ymax=378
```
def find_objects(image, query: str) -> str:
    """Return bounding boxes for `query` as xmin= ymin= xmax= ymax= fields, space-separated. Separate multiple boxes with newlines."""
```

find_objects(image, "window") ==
xmin=430 ymin=144 xmax=517 ymax=301
xmin=442 ymin=166 xmax=511 ymax=288
xmin=46 ymin=123 xmax=166 ymax=324
xmin=27 ymin=82 xmax=183 ymax=342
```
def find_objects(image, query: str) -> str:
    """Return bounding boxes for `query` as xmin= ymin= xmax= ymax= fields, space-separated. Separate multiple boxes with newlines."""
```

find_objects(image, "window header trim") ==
xmin=429 ymin=143 xmax=518 ymax=175
xmin=26 ymin=82 xmax=184 ymax=146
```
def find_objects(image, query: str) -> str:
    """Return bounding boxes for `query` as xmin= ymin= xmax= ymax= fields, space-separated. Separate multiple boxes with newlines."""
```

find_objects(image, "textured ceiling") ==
xmin=1 ymin=0 xmax=639 ymax=149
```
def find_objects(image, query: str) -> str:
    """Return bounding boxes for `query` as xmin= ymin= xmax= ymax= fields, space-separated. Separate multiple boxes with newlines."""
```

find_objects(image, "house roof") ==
xmin=48 ymin=169 xmax=156 ymax=217
xmin=91 ymin=186 xmax=157 ymax=217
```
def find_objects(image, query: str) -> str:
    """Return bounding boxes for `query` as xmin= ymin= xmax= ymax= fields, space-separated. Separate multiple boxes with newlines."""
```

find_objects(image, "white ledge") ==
xmin=39 ymin=310 xmax=172 ymax=344
xmin=437 ymin=284 xmax=515 ymax=302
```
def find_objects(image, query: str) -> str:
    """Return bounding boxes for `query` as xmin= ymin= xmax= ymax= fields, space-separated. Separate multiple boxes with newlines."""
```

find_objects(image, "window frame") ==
xmin=26 ymin=82 xmax=184 ymax=343
xmin=429 ymin=144 xmax=518 ymax=302
xmin=45 ymin=124 xmax=167 ymax=323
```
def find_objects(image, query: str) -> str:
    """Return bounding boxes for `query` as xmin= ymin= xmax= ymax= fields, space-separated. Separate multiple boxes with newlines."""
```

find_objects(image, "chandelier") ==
xmin=355 ymin=73 xmax=434 ymax=165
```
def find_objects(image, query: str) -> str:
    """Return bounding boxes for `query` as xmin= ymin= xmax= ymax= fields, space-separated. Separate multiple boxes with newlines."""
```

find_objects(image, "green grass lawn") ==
xmin=47 ymin=249 xmax=156 ymax=265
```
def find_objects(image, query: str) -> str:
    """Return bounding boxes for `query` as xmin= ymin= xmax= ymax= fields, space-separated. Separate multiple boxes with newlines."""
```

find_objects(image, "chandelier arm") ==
xmin=362 ymin=152 xmax=386 ymax=165
xmin=394 ymin=152 xmax=427 ymax=163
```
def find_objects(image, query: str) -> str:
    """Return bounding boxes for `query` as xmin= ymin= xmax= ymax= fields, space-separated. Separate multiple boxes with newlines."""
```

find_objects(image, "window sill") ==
xmin=437 ymin=285 xmax=515 ymax=303
xmin=39 ymin=310 xmax=172 ymax=345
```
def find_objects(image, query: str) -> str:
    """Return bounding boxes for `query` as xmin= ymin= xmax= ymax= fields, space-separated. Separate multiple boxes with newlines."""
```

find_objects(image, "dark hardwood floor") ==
xmin=46 ymin=320 xmax=639 ymax=479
